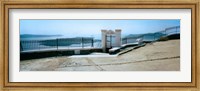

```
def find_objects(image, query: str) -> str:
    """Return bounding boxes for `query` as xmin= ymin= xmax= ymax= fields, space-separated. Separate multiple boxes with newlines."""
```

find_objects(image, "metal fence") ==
xmin=20 ymin=26 xmax=180 ymax=52
xmin=20 ymin=37 xmax=101 ymax=52
xmin=122 ymin=26 xmax=180 ymax=44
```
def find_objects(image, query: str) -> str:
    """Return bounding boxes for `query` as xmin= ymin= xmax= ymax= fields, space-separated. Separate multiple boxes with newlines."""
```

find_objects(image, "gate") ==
xmin=106 ymin=34 xmax=115 ymax=49
xmin=101 ymin=29 xmax=122 ymax=52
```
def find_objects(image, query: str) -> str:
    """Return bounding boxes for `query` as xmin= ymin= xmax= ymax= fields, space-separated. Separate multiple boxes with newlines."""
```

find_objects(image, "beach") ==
xmin=20 ymin=39 xmax=180 ymax=71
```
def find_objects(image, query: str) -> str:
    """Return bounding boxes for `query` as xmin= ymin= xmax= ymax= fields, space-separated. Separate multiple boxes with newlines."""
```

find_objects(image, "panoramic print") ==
xmin=20 ymin=19 xmax=180 ymax=71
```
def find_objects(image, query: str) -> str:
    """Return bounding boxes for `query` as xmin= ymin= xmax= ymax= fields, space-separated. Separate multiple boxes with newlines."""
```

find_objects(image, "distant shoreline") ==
xmin=20 ymin=34 xmax=62 ymax=38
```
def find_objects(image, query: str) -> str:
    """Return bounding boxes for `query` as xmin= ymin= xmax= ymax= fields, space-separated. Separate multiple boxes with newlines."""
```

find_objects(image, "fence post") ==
xmin=56 ymin=38 xmax=58 ymax=50
xmin=20 ymin=41 xmax=23 ymax=51
xmin=110 ymin=35 xmax=112 ymax=48
xmin=91 ymin=38 xmax=94 ymax=47
xmin=126 ymin=38 xmax=127 ymax=44
xmin=30 ymin=41 xmax=32 ymax=50
xmin=82 ymin=37 xmax=84 ymax=48
xmin=105 ymin=35 xmax=107 ymax=50
xmin=142 ymin=35 xmax=144 ymax=42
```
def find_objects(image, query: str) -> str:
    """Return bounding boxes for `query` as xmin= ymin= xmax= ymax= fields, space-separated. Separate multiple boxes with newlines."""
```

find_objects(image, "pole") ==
xmin=105 ymin=35 xmax=107 ymax=51
xmin=82 ymin=37 xmax=84 ymax=48
xmin=20 ymin=41 xmax=23 ymax=51
xmin=91 ymin=38 xmax=94 ymax=47
xmin=56 ymin=38 xmax=58 ymax=50
xmin=126 ymin=38 xmax=128 ymax=44
xmin=110 ymin=35 xmax=112 ymax=48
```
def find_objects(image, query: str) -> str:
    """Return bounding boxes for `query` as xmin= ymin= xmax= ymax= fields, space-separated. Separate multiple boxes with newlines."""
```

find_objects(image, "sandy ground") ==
xmin=20 ymin=39 xmax=180 ymax=71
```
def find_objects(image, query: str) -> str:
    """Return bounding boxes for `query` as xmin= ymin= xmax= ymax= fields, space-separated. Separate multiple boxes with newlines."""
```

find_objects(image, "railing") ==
xmin=20 ymin=26 xmax=180 ymax=52
xmin=20 ymin=37 xmax=102 ymax=52
xmin=122 ymin=26 xmax=180 ymax=44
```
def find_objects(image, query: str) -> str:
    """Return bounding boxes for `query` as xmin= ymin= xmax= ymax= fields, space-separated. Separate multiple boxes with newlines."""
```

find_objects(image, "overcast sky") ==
xmin=20 ymin=19 xmax=180 ymax=38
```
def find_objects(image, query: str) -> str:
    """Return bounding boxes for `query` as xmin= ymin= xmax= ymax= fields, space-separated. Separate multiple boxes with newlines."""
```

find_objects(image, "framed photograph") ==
xmin=1 ymin=0 xmax=199 ymax=91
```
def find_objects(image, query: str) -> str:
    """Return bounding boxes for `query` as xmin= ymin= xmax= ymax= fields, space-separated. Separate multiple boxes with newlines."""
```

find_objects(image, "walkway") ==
xmin=20 ymin=40 xmax=180 ymax=71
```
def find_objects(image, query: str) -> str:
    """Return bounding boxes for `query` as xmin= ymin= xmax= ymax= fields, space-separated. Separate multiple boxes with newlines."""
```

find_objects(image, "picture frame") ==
xmin=0 ymin=0 xmax=199 ymax=91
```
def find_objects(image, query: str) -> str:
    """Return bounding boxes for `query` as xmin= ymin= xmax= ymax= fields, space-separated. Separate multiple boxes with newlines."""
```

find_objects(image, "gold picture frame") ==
xmin=0 ymin=0 xmax=199 ymax=91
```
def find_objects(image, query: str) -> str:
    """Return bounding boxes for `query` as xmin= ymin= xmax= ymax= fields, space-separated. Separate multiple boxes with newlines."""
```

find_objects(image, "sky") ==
xmin=20 ymin=19 xmax=180 ymax=38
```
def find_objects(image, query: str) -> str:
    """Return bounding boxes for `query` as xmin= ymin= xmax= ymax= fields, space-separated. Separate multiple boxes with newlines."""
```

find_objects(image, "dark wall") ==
xmin=20 ymin=49 xmax=102 ymax=61
xmin=167 ymin=34 xmax=180 ymax=40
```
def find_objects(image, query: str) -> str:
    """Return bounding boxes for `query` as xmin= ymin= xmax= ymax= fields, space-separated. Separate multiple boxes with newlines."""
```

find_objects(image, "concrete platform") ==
xmin=20 ymin=40 xmax=180 ymax=71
